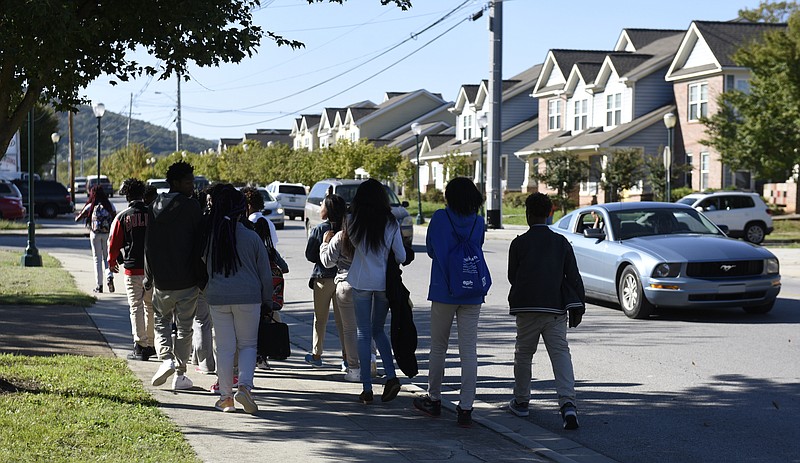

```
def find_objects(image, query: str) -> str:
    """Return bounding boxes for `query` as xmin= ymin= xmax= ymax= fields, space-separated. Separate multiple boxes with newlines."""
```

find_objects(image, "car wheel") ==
xmin=743 ymin=222 xmax=766 ymax=244
xmin=39 ymin=203 xmax=58 ymax=219
xmin=618 ymin=266 xmax=655 ymax=319
xmin=743 ymin=301 xmax=774 ymax=314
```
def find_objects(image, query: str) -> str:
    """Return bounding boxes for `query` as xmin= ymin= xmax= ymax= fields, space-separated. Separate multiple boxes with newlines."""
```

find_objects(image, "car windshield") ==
xmin=259 ymin=189 xmax=276 ymax=203
xmin=149 ymin=180 xmax=169 ymax=189
xmin=334 ymin=184 xmax=402 ymax=207
xmin=676 ymin=197 xmax=696 ymax=206
xmin=610 ymin=208 xmax=724 ymax=239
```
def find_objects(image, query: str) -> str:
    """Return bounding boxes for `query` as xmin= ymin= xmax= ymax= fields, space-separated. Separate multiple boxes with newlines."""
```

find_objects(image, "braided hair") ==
xmin=206 ymin=184 xmax=247 ymax=277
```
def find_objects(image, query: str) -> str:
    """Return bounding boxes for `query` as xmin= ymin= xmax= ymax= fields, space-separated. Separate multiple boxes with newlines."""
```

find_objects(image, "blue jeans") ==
xmin=352 ymin=289 xmax=395 ymax=392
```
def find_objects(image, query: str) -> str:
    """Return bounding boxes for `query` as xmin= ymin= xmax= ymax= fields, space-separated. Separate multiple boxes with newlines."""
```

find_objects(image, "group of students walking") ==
xmin=87 ymin=162 xmax=586 ymax=430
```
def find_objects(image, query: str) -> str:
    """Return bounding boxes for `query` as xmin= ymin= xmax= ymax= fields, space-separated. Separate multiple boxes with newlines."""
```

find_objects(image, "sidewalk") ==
xmin=27 ymin=242 xmax=615 ymax=463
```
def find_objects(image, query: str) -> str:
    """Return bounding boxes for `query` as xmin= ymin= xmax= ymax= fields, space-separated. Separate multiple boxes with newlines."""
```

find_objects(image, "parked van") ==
xmin=305 ymin=178 xmax=413 ymax=246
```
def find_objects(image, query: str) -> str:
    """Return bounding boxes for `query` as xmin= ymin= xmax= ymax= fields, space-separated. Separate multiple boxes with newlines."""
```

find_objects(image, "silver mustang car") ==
xmin=551 ymin=202 xmax=781 ymax=319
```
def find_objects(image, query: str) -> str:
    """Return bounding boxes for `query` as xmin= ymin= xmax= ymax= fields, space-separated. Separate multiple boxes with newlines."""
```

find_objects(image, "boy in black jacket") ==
xmin=507 ymin=193 xmax=585 ymax=430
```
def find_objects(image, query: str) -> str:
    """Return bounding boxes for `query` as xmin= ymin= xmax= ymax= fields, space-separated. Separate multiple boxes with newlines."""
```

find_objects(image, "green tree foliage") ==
xmin=0 ymin=0 xmax=411 ymax=161
xmin=601 ymin=148 xmax=645 ymax=202
xmin=101 ymin=144 xmax=155 ymax=187
xmin=643 ymin=154 xmax=692 ymax=201
xmin=362 ymin=145 xmax=403 ymax=182
xmin=18 ymin=104 xmax=60 ymax=176
xmin=440 ymin=152 xmax=473 ymax=181
xmin=702 ymin=15 xmax=800 ymax=181
xmin=738 ymin=1 xmax=799 ymax=22
xmin=395 ymin=157 xmax=415 ymax=194
xmin=532 ymin=152 xmax=588 ymax=214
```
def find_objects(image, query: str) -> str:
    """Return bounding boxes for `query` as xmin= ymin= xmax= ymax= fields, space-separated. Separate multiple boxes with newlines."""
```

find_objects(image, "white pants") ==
xmin=124 ymin=274 xmax=154 ymax=347
xmin=210 ymin=303 xmax=259 ymax=399
xmin=90 ymin=231 xmax=111 ymax=288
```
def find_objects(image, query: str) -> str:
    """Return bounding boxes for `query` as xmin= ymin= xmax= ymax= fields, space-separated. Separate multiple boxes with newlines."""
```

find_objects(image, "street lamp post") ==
xmin=92 ymin=103 xmax=105 ymax=180
xmin=478 ymin=113 xmax=488 ymax=218
xmin=50 ymin=132 xmax=60 ymax=183
xmin=22 ymin=107 xmax=41 ymax=267
xmin=410 ymin=122 xmax=424 ymax=225
xmin=663 ymin=112 xmax=676 ymax=202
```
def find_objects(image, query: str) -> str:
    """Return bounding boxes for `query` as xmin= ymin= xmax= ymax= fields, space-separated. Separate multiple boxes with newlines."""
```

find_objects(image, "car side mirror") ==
xmin=717 ymin=224 xmax=729 ymax=234
xmin=583 ymin=228 xmax=605 ymax=240
xmin=401 ymin=200 xmax=409 ymax=207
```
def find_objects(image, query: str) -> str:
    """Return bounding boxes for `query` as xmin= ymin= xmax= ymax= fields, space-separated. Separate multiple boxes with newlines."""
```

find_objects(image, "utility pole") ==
xmin=486 ymin=0 xmax=503 ymax=229
xmin=68 ymin=112 xmax=75 ymax=204
xmin=176 ymin=73 xmax=183 ymax=152
xmin=127 ymin=93 xmax=133 ymax=148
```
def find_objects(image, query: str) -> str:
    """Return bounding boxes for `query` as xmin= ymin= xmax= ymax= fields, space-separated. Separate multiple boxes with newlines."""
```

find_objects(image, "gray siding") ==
xmin=502 ymin=128 xmax=538 ymax=191
xmin=632 ymin=66 xmax=673 ymax=118
xmin=502 ymin=93 xmax=536 ymax=130
xmin=615 ymin=122 xmax=666 ymax=156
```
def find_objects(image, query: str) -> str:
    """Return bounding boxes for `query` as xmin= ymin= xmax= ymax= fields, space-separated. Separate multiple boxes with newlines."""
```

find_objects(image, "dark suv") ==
xmin=13 ymin=180 xmax=74 ymax=218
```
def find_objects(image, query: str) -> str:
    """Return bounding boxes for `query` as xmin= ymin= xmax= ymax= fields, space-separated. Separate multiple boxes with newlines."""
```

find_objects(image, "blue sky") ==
xmin=82 ymin=0 xmax=763 ymax=142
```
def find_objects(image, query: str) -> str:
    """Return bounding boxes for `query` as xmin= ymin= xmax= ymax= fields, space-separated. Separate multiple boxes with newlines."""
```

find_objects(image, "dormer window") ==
xmin=606 ymin=93 xmax=621 ymax=127
xmin=688 ymin=83 xmax=708 ymax=121
xmin=574 ymin=99 xmax=588 ymax=131
xmin=548 ymin=99 xmax=562 ymax=131
xmin=462 ymin=114 xmax=473 ymax=140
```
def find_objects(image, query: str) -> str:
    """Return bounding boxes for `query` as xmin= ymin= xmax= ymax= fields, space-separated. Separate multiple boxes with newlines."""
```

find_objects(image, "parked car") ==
xmin=305 ymin=178 xmax=413 ymax=247
xmin=551 ymin=202 xmax=781 ymax=319
xmin=85 ymin=175 xmax=114 ymax=197
xmin=0 ymin=180 xmax=25 ymax=220
xmin=676 ymin=191 xmax=773 ymax=244
xmin=12 ymin=180 xmax=74 ymax=218
xmin=242 ymin=187 xmax=285 ymax=230
xmin=146 ymin=178 xmax=171 ymax=194
xmin=267 ymin=182 xmax=307 ymax=220
xmin=194 ymin=175 xmax=210 ymax=191
xmin=72 ymin=176 xmax=87 ymax=195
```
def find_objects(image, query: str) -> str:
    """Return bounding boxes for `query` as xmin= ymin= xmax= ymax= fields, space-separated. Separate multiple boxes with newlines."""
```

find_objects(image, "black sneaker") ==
xmin=413 ymin=396 xmax=442 ymax=417
xmin=561 ymin=403 xmax=579 ymax=430
xmin=359 ymin=390 xmax=374 ymax=404
xmin=93 ymin=286 xmax=103 ymax=293
xmin=126 ymin=343 xmax=144 ymax=361
xmin=456 ymin=405 xmax=473 ymax=427
xmin=381 ymin=377 xmax=401 ymax=402
xmin=107 ymin=275 xmax=115 ymax=293
xmin=142 ymin=346 xmax=157 ymax=360
xmin=508 ymin=398 xmax=529 ymax=417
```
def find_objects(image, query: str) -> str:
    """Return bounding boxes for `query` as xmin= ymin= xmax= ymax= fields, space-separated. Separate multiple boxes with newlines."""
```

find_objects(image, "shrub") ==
xmin=503 ymin=191 xmax=529 ymax=208
xmin=423 ymin=187 xmax=444 ymax=203
xmin=671 ymin=187 xmax=694 ymax=201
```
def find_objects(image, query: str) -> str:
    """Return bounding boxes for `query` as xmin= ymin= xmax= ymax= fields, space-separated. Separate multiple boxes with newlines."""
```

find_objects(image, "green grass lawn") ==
xmin=0 ymin=219 xmax=28 ymax=230
xmin=0 ymin=354 xmax=199 ymax=463
xmin=770 ymin=219 xmax=800 ymax=241
xmin=0 ymin=249 xmax=95 ymax=306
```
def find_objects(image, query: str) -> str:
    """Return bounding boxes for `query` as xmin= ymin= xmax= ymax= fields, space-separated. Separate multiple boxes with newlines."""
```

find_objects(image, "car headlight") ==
xmin=401 ymin=216 xmax=414 ymax=228
xmin=652 ymin=263 xmax=680 ymax=278
xmin=766 ymin=258 xmax=779 ymax=275
xmin=277 ymin=207 xmax=284 ymax=215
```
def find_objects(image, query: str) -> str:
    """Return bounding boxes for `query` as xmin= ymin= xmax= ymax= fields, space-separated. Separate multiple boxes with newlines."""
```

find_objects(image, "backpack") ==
xmin=270 ymin=259 xmax=284 ymax=310
xmin=441 ymin=211 xmax=492 ymax=298
xmin=91 ymin=204 xmax=113 ymax=234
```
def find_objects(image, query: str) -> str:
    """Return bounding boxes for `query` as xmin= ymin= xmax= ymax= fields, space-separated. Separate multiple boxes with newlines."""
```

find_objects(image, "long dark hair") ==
xmin=83 ymin=185 xmax=113 ymax=227
xmin=253 ymin=217 xmax=278 ymax=261
xmin=324 ymin=193 xmax=347 ymax=233
xmin=206 ymin=184 xmax=247 ymax=277
xmin=348 ymin=179 xmax=394 ymax=254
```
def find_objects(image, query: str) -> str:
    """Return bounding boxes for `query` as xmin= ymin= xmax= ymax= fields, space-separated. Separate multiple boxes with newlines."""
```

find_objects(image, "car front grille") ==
xmin=688 ymin=291 xmax=767 ymax=302
xmin=685 ymin=260 xmax=763 ymax=278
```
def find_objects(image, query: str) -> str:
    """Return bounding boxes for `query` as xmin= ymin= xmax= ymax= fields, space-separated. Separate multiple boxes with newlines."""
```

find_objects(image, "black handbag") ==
xmin=257 ymin=311 xmax=291 ymax=360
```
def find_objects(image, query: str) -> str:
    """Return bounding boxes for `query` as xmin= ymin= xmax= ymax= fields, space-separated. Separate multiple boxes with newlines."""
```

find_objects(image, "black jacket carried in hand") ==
xmin=386 ymin=250 xmax=418 ymax=378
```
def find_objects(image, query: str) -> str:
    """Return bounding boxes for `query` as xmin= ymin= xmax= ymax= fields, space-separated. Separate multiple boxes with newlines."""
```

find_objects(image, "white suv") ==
xmin=677 ymin=192 xmax=773 ymax=244
xmin=266 ymin=182 xmax=307 ymax=220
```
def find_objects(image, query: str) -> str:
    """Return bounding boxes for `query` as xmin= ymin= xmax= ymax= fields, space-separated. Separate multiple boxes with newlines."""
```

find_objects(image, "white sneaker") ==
xmin=151 ymin=359 xmax=176 ymax=386
xmin=172 ymin=374 xmax=194 ymax=390
xmin=344 ymin=368 xmax=361 ymax=382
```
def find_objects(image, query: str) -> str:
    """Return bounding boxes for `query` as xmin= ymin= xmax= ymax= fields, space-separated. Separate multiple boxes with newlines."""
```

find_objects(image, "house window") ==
xmin=574 ymin=99 xmax=588 ymax=131
xmin=686 ymin=152 xmax=693 ymax=189
xmin=462 ymin=114 xmax=473 ymax=140
xmin=606 ymin=93 xmax=621 ymax=126
xmin=688 ymin=83 xmax=708 ymax=120
xmin=350 ymin=132 xmax=356 ymax=142
xmin=548 ymin=99 xmax=562 ymax=130
xmin=700 ymin=152 xmax=709 ymax=190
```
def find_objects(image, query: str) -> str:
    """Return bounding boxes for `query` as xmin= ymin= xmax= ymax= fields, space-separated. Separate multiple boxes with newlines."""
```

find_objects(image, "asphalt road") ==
xmin=4 ymin=206 xmax=799 ymax=463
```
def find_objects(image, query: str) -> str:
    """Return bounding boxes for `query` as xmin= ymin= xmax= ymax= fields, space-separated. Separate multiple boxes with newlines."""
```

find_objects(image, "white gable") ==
xmin=684 ymin=35 xmax=716 ymax=69
xmin=545 ymin=65 xmax=565 ymax=88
